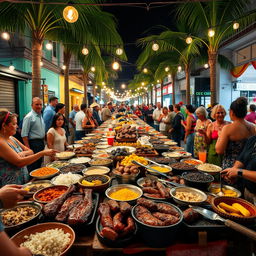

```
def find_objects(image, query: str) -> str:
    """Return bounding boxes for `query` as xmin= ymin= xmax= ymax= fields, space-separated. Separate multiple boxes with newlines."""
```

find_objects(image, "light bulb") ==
xmin=121 ymin=83 xmax=126 ymax=89
xmin=112 ymin=61 xmax=120 ymax=70
xmin=45 ymin=42 xmax=53 ymax=50
xmin=116 ymin=48 xmax=123 ymax=55
xmin=81 ymin=47 xmax=89 ymax=55
xmin=89 ymin=80 xmax=92 ymax=84
xmin=208 ymin=28 xmax=215 ymax=37
xmin=178 ymin=66 xmax=182 ymax=72
xmin=186 ymin=36 xmax=193 ymax=44
xmin=91 ymin=66 xmax=96 ymax=72
xmin=204 ymin=63 xmax=209 ymax=69
xmin=141 ymin=82 xmax=145 ymax=86
xmin=233 ymin=22 xmax=239 ymax=30
xmin=40 ymin=61 xmax=43 ymax=66
xmin=95 ymin=85 xmax=98 ymax=89
xmin=62 ymin=65 xmax=66 ymax=70
xmin=165 ymin=67 xmax=169 ymax=72
xmin=152 ymin=42 xmax=159 ymax=51
xmin=157 ymin=80 xmax=160 ymax=83
xmin=143 ymin=68 xmax=148 ymax=73
xmin=168 ymin=74 xmax=171 ymax=78
xmin=63 ymin=6 xmax=79 ymax=23
xmin=1 ymin=32 xmax=10 ymax=40
xmin=9 ymin=65 xmax=15 ymax=71
xmin=102 ymin=82 xmax=105 ymax=86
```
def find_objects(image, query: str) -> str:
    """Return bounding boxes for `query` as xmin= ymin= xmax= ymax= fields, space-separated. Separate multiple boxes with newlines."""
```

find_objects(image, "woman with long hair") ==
xmin=82 ymin=108 xmax=98 ymax=134
xmin=158 ymin=107 xmax=171 ymax=136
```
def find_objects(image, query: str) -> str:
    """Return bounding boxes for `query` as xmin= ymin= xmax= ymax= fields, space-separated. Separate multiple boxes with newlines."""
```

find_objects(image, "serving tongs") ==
xmin=191 ymin=205 xmax=256 ymax=241
xmin=132 ymin=160 xmax=183 ymax=187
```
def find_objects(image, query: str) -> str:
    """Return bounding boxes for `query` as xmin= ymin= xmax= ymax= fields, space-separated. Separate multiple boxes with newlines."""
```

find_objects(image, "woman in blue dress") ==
xmin=0 ymin=109 xmax=56 ymax=187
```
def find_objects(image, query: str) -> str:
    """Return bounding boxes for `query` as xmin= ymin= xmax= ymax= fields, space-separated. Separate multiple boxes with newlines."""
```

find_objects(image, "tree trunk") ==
xmin=160 ymin=81 xmax=163 ymax=106
xmin=32 ymin=38 xmax=42 ymax=98
xmin=93 ymin=83 xmax=96 ymax=102
xmin=185 ymin=64 xmax=191 ymax=104
xmin=171 ymin=71 xmax=176 ymax=105
xmin=64 ymin=49 xmax=71 ymax=118
xmin=151 ymin=87 xmax=153 ymax=104
xmin=154 ymin=85 xmax=157 ymax=106
xmin=83 ymin=73 xmax=88 ymax=106
xmin=147 ymin=91 xmax=149 ymax=105
xmin=208 ymin=50 xmax=217 ymax=105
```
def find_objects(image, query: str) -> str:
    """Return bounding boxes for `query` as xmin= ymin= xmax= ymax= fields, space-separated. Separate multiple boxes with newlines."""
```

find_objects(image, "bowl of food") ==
xmin=170 ymin=186 xmax=207 ymax=205
xmin=69 ymin=157 xmax=91 ymax=165
xmin=105 ymin=184 xmax=142 ymax=204
xmin=182 ymin=171 xmax=214 ymax=191
xmin=11 ymin=222 xmax=75 ymax=256
xmin=0 ymin=201 xmax=42 ymax=231
xmin=96 ymin=145 xmax=111 ymax=149
xmin=209 ymin=184 xmax=241 ymax=197
xmin=147 ymin=157 xmax=177 ymax=165
xmin=47 ymin=161 xmax=70 ymax=169
xmin=93 ymin=149 xmax=107 ymax=154
xmin=60 ymin=163 xmax=85 ymax=174
xmin=82 ymin=166 xmax=111 ymax=176
xmin=164 ymin=141 xmax=178 ymax=146
xmin=131 ymin=199 xmax=183 ymax=247
xmin=89 ymin=158 xmax=113 ymax=167
xmin=106 ymin=146 xmax=136 ymax=155
xmin=33 ymin=185 xmax=69 ymax=204
xmin=56 ymin=151 xmax=76 ymax=160
xmin=212 ymin=196 xmax=256 ymax=223
xmin=112 ymin=164 xmax=140 ymax=184
xmin=78 ymin=174 xmax=111 ymax=192
xmin=181 ymin=158 xmax=203 ymax=166
xmin=51 ymin=173 xmax=82 ymax=186
xmin=153 ymin=144 xmax=170 ymax=153
xmin=30 ymin=167 xmax=59 ymax=180
xmin=67 ymin=144 xmax=83 ymax=150
xmin=162 ymin=152 xmax=182 ymax=158
xmin=196 ymin=163 xmax=222 ymax=175
xmin=91 ymin=153 xmax=111 ymax=159
xmin=23 ymin=180 xmax=52 ymax=196
xmin=170 ymin=162 xmax=197 ymax=175
xmin=146 ymin=164 xmax=172 ymax=176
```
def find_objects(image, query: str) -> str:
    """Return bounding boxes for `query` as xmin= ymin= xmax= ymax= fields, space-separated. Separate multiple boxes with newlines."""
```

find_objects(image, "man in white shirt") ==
xmin=152 ymin=102 xmax=162 ymax=131
xmin=74 ymin=103 xmax=87 ymax=140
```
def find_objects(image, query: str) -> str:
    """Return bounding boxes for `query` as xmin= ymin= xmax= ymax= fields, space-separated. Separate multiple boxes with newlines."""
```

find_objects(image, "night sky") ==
xmin=103 ymin=2 xmax=176 ymax=88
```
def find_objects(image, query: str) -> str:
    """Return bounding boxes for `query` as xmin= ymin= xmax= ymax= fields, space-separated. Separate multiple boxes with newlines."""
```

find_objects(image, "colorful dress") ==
xmin=0 ymin=137 xmax=29 ymax=187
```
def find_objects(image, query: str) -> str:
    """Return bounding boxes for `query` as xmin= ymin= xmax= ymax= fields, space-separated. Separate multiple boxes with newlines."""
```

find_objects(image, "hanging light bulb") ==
xmin=141 ymin=82 xmax=145 ymax=86
xmin=178 ymin=66 xmax=182 ymax=72
xmin=63 ymin=5 xmax=79 ymax=23
xmin=168 ymin=74 xmax=171 ymax=78
xmin=40 ymin=61 xmax=43 ymax=67
xmin=91 ymin=66 xmax=96 ymax=72
xmin=9 ymin=63 xmax=15 ymax=71
xmin=1 ymin=32 xmax=10 ymax=40
xmin=208 ymin=28 xmax=215 ymax=37
xmin=95 ymin=85 xmax=98 ymax=89
xmin=102 ymin=81 xmax=106 ymax=86
xmin=116 ymin=47 xmax=123 ymax=56
xmin=143 ymin=68 xmax=148 ymax=73
xmin=112 ymin=61 xmax=120 ymax=70
xmin=45 ymin=42 xmax=53 ymax=50
xmin=81 ymin=47 xmax=89 ymax=55
xmin=62 ymin=65 xmax=66 ymax=70
xmin=89 ymin=80 xmax=92 ymax=84
xmin=233 ymin=22 xmax=240 ymax=30
xmin=152 ymin=42 xmax=159 ymax=51
xmin=121 ymin=83 xmax=126 ymax=89
xmin=157 ymin=80 xmax=160 ymax=83
xmin=186 ymin=36 xmax=193 ymax=44
xmin=204 ymin=63 xmax=209 ymax=69
xmin=165 ymin=67 xmax=170 ymax=72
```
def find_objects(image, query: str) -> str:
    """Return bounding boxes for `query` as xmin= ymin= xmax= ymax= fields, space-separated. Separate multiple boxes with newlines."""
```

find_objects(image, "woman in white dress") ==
xmin=44 ymin=113 xmax=68 ymax=164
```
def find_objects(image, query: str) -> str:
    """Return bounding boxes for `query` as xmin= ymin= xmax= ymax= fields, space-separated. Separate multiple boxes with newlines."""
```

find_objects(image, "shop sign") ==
xmin=157 ymin=88 xmax=161 ymax=96
xmin=163 ymin=86 xmax=168 ymax=95
xmin=42 ymin=84 xmax=48 ymax=104
xmin=168 ymin=84 xmax=173 ymax=94
xmin=196 ymin=91 xmax=211 ymax=96
xmin=237 ymin=83 xmax=256 ymax=91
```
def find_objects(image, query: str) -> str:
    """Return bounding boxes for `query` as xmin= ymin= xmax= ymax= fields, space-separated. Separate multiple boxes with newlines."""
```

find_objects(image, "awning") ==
xmin=231 ymin=61 xmax=256 ymax=78
xmin=70 ymin=88 xmax=84 ymax=94
xmin=0 ymin=64 xmax=32 ymax=81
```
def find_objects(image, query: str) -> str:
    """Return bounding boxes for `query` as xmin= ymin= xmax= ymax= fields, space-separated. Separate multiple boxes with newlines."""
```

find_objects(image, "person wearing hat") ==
xmin=90 ymin=102 xmax=102 ymax=125
xmin=102 ymin=102 xmax=113 ymax=121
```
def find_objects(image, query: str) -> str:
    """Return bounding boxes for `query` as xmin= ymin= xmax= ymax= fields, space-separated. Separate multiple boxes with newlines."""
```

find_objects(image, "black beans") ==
xmin=170 ymin=162 xmax=195 ymax=171
xmin=183 ymin=172 xmax=213 ymax=182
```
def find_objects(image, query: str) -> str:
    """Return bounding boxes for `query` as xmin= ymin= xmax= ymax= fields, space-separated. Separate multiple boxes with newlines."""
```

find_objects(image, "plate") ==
xmin=164 ymin=141 xmax=178 ymax=146
xmin=98 ymin=142 xmax=108 ymax=145
xmin=69 ymin=157 xmax=91 ymax=164
xmin=96 ymin=144 xmax=111 ymax=149
xmin=162 ymin=152 xmax=182 ymax=158
xmin=197 ymin=163 xmax=222 ymax=175
xmin=93 ymin=149 xmax=107 ymax=154
xmin=67 ymin=144 xmax=83 ymax=149
xmin=46 ymin=161 xmax=70 ymax=169
xmin=105 ymin=146 xmax=136 ymax=154
xmin=23 ymin=180 xmax=52 ymax=195
xmin=56 ymin=152 xmax=76 ymax=160
xmin=86 ymin=133 xmax=97 ymax=136
xmin=157 ymin=135 xmax=168 ymax=139
xmin=82 ymin=136 xmax=93 ymax=140
xmin=30 ymin=167 xmax=59 ymax=180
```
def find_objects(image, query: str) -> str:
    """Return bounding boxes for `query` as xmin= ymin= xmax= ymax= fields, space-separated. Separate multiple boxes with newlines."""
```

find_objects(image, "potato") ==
xmin=119 ymin=166 xmax=124 ymax=173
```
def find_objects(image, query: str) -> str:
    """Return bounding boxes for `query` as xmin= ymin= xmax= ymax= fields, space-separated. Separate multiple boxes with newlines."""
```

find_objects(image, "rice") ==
xmin=53 ymin=172 xmax=81 ymax=186
xmin=21 ymin=228 xmax=71 ymax=256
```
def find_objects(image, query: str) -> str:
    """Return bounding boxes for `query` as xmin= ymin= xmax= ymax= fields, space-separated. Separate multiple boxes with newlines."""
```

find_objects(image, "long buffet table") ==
xmin=5 ymin=114 xmax=256 ymax=256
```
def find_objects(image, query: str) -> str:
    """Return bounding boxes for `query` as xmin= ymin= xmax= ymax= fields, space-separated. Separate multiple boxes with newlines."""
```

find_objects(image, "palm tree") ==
xmin=176 ymin=0 xmax=255 ymax=104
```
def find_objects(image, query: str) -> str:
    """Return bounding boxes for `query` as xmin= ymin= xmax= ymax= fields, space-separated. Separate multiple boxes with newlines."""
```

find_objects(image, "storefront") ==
xmin=194 ymin=77 xmax=210 ymax=107
xmin=163 ymin=83 xmax=173 ymax=107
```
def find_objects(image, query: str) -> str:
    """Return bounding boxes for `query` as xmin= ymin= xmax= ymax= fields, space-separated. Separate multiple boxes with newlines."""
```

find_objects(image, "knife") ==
xmin=191 ymin=205 xmax=256 ymax=241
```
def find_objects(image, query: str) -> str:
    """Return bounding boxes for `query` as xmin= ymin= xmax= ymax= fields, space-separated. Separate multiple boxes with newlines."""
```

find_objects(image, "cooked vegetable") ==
xmin=232 ymin=203 xmax=251 ymax=217
xmin=109 ymin=188 xmax=140 ymax=201
xmin=31 ymin=167 xmax=58 ymax=177
xmin=218 ymin=202 xmax=241 ymax=214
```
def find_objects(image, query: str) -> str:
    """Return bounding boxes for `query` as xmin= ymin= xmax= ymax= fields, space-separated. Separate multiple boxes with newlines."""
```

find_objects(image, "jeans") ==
xmin=172 ymin=133 xmax=182 ymax=146
xmin=154 ymin=124 xmax=160 ymax=131
xmin=75 ymin=130 xmax=85 ymax=141
xmin=27 ymin=139 xmax=45 ymax=172
xmin=185 ymin=133 xmax=195 ymax=156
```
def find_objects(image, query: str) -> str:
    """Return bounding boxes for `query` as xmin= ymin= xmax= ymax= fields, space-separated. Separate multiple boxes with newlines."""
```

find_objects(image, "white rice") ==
xmin=21 ymin=228 xmax=71 ymax=256
xmin=52 ymin=172 xmax=81 ymax=186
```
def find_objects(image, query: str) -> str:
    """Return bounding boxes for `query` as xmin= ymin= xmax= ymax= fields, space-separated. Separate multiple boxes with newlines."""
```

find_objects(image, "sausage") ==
xmin=98 ymin=203 xmax=113 ymax=228
xmin=119 ymin=217 xmax=136 ymax=237
xmin=101 ymin=227 xmax=118 ymax=241
xmin=113 ymin=212 xmax=125 ymax=232
xmin=137 ymin=198 xmax=158 ymax=211
xmin=107 ymin=200 xmax=120 ymax=212
xmin=142 ymin=187 xmax=160 ymax=194
xmin=144 ymin=193 xmax=162 ymax=198
xmin=183 ymin=208 xmax=200 ymax=224
xmin=156 ymin=181 xmax=170 ymax=198
xmin=135 ymin=206 xmax=164 ymax=226
xmin=156 ymin=203 xmax=179 ymax=217
xmin=152 ymin=212 xmax=180 ymax=225
xmin=119 ymin=201 xmax=132 ymax=215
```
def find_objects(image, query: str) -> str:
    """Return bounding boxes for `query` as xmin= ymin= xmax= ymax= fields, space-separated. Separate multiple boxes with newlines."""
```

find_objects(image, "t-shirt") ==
xmin=145 ymin=109 xmax=154 ymax=123
xmin=102 ymin=108 xmax=112 ymax=121
xmin=245 ymin=112 xmax=256 ymax=124
xmin=68 ymin=110 xmax=77 ymax=128
xmin=153 ymin=108 xmax=162 ymax=125
xmin=74 ymin=111 xmax=85 ymax=131
xmin=237 ymin=136 xmax=256 ymax=193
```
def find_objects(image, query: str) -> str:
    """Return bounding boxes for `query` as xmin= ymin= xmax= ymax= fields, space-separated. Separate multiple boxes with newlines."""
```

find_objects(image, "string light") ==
xmin=204 ymin=63 xmax=209 ymax=69
xmin=178 ymin=66 xmax=182 ymax=72
xmin=45 ymin=42 xmax=53 ymax=50
xmin=9 ymin=63 xmax=15 ymax=71
xmin=81 ymin=47 xmax=89 ymax=55
xmin=102 ymin=81 xmax=105 ymax=86
xmin=157 ymin=80 xmax=160 ymax=83
xmin=91 ymin=66 xmax=96 ymax=72
xmin=121 ymin=83 xmax=126 ymax=89
xmin=152 ymin=42 xmax=159 ymax=51
xmin=40 ymin=61 xmax=43 ymax=66
xmin=208 ymin=28 xmax=215 ymax=37
xmin=112 ymin=61 xmax=120 ymax=70
xmin=63 ymin=5 xmax=79 ymax=23
xmin=165 ymin=67 xmax=169 ymax=72
xmin=143 ymin=68 xmax=148 ymax=73
xmin=1 ymin=32 xmax=10 ymax=40
xmin=185 ymin=36 xmax=193 ymax=44
xmin=95 ymin=85 xmax=98 ymax=89
xmin=62 ymin=65 xmax=66 ymax=70
xmin=141 ymin=82 xmax=145 ymax=86
xmin=116 ymin=48 xmax=123 ymax=55
xmin=233 ymin=22 xmax=240 ymax=30
xmin=89 ymin=80 xmax=92 ymax=84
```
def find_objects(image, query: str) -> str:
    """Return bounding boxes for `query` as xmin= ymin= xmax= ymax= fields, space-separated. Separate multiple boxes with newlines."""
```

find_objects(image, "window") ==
xmin=53 ymin=42 xmax=57 ymax=58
